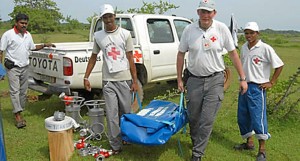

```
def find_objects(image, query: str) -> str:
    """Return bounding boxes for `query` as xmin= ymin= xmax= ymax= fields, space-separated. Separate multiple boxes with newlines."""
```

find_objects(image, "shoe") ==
xmin=256 ymin=152 xmax=266 ymax=161
xmin=15 ymin=119 xmax=26 ymax=129
xmin=234 ymin=143 xmax=254 ymax=150
xmin=111 ymin=149 xmax=122 ymax=155
xmin=122 ymin=140 xmax=131 ymax=145
xmin=191 ymin=155 xmax=201 ymax=161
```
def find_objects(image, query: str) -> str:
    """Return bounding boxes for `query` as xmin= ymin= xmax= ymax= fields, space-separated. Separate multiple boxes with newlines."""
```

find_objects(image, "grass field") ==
xmin=0 ymin=31 xmax=299 ymax=161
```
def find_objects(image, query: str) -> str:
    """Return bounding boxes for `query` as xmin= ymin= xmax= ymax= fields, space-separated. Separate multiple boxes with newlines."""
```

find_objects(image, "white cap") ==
xmin=244 ymin=22 xmax=259 ymax=32
xmin=99 ymin=4 xmax=115 ymax=17
xmin=197 ymin=0 xmax=216 ymax=11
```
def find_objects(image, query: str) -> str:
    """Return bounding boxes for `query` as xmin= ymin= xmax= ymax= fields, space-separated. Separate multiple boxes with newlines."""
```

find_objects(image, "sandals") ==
xmin=15 ymin=119 xmax=26 ymax=129
xmin=234 ymin=143 xmax=254 ymax=150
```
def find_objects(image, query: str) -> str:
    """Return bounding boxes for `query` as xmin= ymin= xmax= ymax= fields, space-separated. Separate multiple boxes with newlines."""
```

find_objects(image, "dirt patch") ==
xmin=0 ymin=90 xmax=9 ymax=97
xmin=0 ymin=90 xmax=38 ymax=103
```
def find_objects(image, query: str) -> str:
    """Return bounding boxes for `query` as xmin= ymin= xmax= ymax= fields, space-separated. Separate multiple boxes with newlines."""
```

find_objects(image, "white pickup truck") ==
xmin=28 ymin=14 xmax=192 ymax=99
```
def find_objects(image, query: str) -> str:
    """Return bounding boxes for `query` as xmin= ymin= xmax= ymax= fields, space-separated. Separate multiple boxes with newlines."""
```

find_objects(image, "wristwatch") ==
xmin=239 ymin=77 xmax=246 ymax=81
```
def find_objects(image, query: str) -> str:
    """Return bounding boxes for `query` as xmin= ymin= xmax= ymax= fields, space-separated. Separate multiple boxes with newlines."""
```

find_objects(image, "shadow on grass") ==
xmin=210 ymin=127 xmax=256 ymax=158
xmin=116 ymin=132 xmax=191 ymax=161
xmin=38 ymin=145 xmax=50 ymax=159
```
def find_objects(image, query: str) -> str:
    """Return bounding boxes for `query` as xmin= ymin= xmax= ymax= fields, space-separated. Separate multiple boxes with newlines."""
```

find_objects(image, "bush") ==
xmin=267 ymin=67 xmax=300 ymax=119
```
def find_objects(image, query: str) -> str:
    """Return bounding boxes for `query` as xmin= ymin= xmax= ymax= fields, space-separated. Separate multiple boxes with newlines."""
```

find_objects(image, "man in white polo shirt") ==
xmin=176 ymin=0 xmax=248 ymax=160
xmin=234 ymin=22 xmax=284 ymax=161
xmin=0 ymin=13 xmax=55 ymax=129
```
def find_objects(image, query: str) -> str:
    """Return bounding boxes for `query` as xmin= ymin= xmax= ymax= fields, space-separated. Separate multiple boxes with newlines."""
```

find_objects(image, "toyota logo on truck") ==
xmin=29 ymin=57 xmax=58 ymax=71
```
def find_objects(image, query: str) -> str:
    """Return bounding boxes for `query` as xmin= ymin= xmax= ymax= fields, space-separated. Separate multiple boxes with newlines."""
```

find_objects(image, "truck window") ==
xmin=94 ymin=19 xmax=103 ymax=32
xmin=147 ymin=19 xmax=174 ymax=43
xmin=174 ymin=20 xmax=191 ymax=40
xmin=116 ymin=18 xmax=135 ymax=38
xmin=94 ymin=18 xmax=135 ymax=38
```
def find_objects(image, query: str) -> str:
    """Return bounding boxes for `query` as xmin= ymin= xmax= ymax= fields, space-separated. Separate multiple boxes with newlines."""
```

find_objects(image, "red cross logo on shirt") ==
xmin=253 ymin=57 xmax=261 ymax=64
xmin=108 ymin=47 xmax=120 ymax=60
xmin=133 ymin=50 xmax=142 ymax=62
xmin=210 ymin=36 xmax=217 ymax=42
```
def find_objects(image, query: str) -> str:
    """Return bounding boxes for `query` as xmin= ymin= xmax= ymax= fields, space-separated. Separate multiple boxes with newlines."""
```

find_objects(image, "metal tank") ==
xmin=84 ymin=100 xmax=105 ymax=135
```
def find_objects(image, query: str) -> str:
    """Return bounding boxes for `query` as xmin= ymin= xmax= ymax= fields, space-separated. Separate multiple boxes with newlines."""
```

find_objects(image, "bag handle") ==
xmin=132 ymin=92 xmax=143 ymax=111
xmin=179 ymin=92 xmax=185 ymax=113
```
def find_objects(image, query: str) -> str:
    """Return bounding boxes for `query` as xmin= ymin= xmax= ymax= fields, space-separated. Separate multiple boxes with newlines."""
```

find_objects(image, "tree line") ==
xmin=3 ymin=0 xmax=299 ymax=35
xmin=3 ymin=0 xmax=178 ymax=34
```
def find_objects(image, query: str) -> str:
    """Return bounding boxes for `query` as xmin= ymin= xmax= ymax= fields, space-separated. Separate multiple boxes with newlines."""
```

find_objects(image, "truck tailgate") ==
xmin=29 ymin=50 xmax=63 ymax=81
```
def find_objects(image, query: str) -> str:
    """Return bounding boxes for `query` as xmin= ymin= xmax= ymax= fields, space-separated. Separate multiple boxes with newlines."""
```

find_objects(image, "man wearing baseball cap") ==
xmin=84 ymin=4 xmax=138 ymax=154
xmin=176 ymin=0 xmax=247 ymax=160
xmin=234 ymin=22 xmax=284 ymax=161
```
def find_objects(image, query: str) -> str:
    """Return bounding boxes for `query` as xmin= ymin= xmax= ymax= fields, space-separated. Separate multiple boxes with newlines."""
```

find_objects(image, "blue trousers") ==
xmin=237 ymin=83 xmax=270 ymax=140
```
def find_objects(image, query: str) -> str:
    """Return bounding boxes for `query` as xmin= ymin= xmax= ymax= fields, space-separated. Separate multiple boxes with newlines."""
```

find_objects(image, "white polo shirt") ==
xmin=0 ymin=27 xmax=35 ymax=67
xmin=241 ymin=40 xmax=284 ymax=84
xmin=179 ymin=20 xmax=235 ymax=76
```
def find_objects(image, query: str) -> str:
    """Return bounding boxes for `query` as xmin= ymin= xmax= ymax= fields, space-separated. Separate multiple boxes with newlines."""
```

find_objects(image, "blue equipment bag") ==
xmin=0 ymin=110 xmax=7 ymax=161
xmin=0 ymin=64 xmax=5 ymax=80
xmin=121 ymin=93 xmax=188 ymax=145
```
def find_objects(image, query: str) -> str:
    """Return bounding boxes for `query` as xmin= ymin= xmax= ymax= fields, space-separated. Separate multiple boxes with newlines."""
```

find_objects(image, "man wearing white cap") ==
xmin=234 ymin=22 xmax=284 ymax=161
xmin=176 ymin=0 xmax=247 ymax=160
xmin=84 ymin=4 xmax=138 ymax=154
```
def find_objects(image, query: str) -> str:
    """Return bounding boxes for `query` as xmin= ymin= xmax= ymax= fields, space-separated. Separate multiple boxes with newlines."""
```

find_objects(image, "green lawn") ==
xmin=0 ymin=32 xmax=299 ymax=161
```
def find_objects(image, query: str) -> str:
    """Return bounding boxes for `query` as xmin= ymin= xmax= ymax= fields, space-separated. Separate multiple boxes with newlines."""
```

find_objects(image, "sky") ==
xmin=1 ymin=0 xmax=300 ymax=31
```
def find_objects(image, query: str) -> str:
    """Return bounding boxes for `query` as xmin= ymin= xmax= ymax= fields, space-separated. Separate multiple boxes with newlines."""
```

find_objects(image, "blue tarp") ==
xmin=0 ymin=64 xmax=5 ymax=80
xmin=121 ymin=93 xmax=188 ymax=145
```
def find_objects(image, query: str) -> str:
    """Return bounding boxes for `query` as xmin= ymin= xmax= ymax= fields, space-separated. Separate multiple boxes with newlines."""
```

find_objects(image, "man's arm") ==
xmin=83 ymin=53 xmax=98 ymax=91
xmin=32 ymin=43 xmax=56 ymax=51
xmin=228 ymin=49 xmax=248 ymax=94
xmin=260 ymin=65 xmax=284 ymax=89
xmin=176 ymin=51 xmax=185 ymax=92
xmin=126 ymin=51 xmax=138 ymax=92
xmin=270 ymin=66 xmax=284 ymax=85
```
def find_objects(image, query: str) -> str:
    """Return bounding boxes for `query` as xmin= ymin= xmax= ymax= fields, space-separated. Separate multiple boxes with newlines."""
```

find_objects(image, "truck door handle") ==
xmin=153 ymin=50 xmax=160 ymax=54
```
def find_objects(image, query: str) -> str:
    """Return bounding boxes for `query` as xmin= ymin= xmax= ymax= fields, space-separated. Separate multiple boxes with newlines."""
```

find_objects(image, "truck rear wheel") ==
xmin=76 ymin=90 xmax=95 ymax=101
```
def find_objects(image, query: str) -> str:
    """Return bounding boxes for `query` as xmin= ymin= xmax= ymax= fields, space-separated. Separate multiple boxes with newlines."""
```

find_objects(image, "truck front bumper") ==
xmin=28 ymin=77 xmax=71 ymax=95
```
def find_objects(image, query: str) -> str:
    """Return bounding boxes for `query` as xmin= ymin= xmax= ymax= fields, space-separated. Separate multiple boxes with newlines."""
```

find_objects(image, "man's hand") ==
xmin=177 ymin=78 xmax=185 ymax=92
xmin=240 ymin=81 xmax=248 ymax=94
xmin=84 ymin=79 xmax=91 ymax=91
xmin=44 ymin=43 xmax=56 ymax=48
xmin=131 ymin=81 xmax=138 ymax=93
xmin=259 ymin=82 xmax=273 ymax=90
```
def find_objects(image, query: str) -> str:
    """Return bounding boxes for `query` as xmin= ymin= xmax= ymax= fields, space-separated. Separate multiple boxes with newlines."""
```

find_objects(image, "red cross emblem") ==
xmin=253 ymin=57 xmax=261 ymax=64
xmin=210 ymin=36 xmax=217 ymax=42
xmin=133 ymin=50 xmax=142 ymax=62
xmin=108 ymin=47 xmax=120 ymax=60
